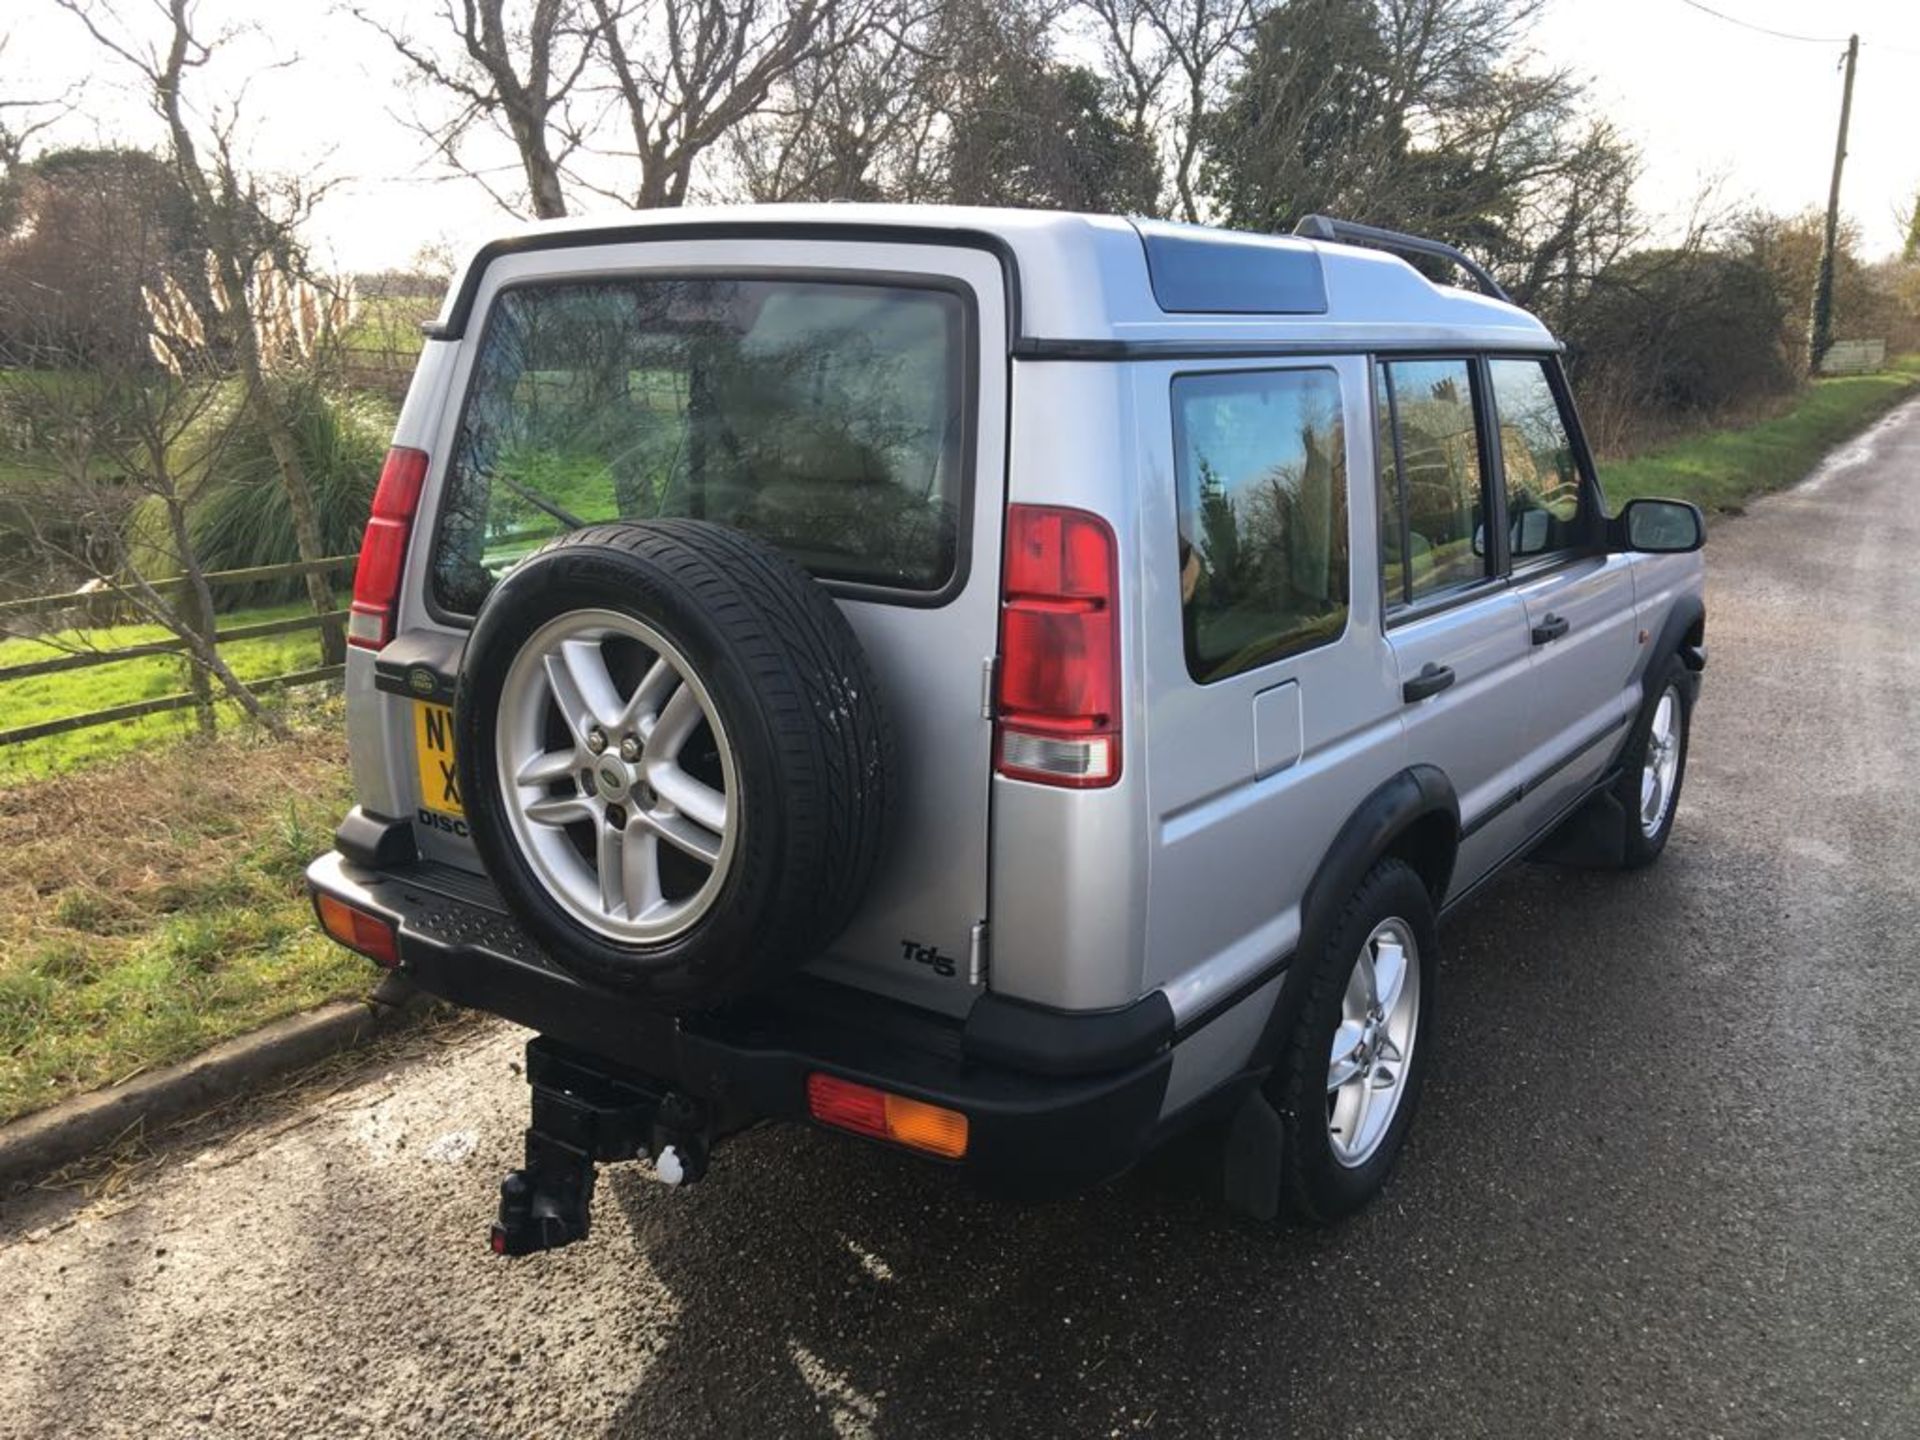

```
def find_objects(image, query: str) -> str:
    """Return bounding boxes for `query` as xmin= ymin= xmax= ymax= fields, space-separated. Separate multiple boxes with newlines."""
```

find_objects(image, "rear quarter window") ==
xmin=431 ymin=276 xmax=971 ymax=614
xmin=1171 ymin=367 xmax=1350 ymax=683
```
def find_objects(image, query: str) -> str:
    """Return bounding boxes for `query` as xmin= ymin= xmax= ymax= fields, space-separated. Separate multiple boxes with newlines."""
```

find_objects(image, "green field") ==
xmin=0 ymin=600 xmax=334 ymax=779
xmin=1600 ymin=355 xmax=1920 ymax=511
xmin=0 ymin=715 xmax=369 ymax=1125
xmin=340 ymin=294 xmax=438 ymax=360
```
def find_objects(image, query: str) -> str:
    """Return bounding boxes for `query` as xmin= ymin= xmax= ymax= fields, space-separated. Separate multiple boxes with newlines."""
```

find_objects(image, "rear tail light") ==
xmin=806 ymin=1074 xmax=969 ymax=1159
xmin=995 ymin=504 xmax=1120 ymax=787
xmin=348 ymin=446 xmax=430 ymax=650
xmin=313 ymin=892 xmax=400 ymax=969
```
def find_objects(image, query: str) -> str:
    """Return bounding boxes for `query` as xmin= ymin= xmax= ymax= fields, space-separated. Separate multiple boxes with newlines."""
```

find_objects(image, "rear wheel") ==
xmin=1272 ymin=858 xmax=1436 ymax=1223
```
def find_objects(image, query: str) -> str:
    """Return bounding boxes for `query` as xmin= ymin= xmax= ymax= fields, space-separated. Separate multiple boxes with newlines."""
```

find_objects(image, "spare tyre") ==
xmin=454 ymin=520 xmax=896 ymax=1008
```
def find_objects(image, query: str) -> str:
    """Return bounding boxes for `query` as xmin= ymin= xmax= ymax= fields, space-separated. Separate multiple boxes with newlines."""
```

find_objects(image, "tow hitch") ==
xmin=489 ymin=1037 xmax=712 ymax=1257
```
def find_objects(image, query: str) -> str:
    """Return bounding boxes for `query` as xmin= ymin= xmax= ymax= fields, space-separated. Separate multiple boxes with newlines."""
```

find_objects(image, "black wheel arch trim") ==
xmin=1648 ymin=593 xmax=1706 ymax=691
xmin=1304 ymin=765 xmax=1461 ymax=923
xmin=1249 ymin=765 xmax=1459 ymax=1075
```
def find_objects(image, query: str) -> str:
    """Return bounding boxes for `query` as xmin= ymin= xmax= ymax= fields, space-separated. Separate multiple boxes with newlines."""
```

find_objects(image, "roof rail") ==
xmin=1291 ymin=214 xmax=1511 ymax=304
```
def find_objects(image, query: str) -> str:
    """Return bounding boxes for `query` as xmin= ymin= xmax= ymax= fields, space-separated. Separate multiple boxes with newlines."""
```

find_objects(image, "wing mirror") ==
xmin=1613 ymin=497 xmax=1705 ymax=554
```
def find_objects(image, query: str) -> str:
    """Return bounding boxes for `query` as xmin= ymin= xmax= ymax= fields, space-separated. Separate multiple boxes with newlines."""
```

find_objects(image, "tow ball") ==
xmin=489 ymin=1037 xmax=712 ymax=1257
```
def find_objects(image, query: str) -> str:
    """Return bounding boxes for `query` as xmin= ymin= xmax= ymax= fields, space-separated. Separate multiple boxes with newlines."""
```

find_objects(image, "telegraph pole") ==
xmin=1807 ymin=33 xmax=1859 ymax=375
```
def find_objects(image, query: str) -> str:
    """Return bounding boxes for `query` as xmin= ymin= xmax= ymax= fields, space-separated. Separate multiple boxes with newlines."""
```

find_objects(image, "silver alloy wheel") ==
xmin=1639 ymin=684 xmax=1683 ymax=840
xmin=495 ymin=608 xmax=738 ymax=945
xmin=1327 ymin=918 xmax=1421 ymax=1168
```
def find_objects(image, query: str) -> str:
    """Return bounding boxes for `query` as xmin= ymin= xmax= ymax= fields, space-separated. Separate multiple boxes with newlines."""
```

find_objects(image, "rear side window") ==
xmin=1487 ymin=357 xmax=1584 ymax=561
xmin=1171 ymin=367 xmax=1349 ymax=683
xmin=1374 ymin=358 xmax=1489 ymax=609
xmin=431 ymin=277 xmax=969 ymax=614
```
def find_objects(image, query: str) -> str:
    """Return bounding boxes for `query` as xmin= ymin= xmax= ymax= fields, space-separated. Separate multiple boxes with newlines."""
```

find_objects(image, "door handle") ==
xmin=1402 ymin=662 xmax=1455 ymax=703
xmin=1531 ymin=613 xmax=1570 ymax=645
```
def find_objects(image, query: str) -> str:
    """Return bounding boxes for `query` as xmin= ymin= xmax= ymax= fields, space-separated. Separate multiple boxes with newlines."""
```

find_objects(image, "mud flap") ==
xmin=1221 ymin=1088 xmax=1287 ymax=1222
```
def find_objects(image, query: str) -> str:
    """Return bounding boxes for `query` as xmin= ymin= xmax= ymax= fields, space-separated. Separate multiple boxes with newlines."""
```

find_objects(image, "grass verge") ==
xmin=0 ymin=600 xmax=333 ymax=780
xmin=0 ymin=709 xmax=369 ymax=1125
xmin=1600 ymin=355 xmax=1920 ymax=512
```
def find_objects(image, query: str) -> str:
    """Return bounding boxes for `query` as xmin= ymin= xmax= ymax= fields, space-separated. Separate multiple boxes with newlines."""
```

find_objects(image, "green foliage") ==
xmin=339 ymin=294 xmax=436 ymax=359
xmin=126 ymin=379 xmax=392 ymax=604
xmin=945 ymin=61 xmax=1158 ymax=212
xmin=1198 ymin=0 xmax=1558 ymax=259
xmin=0 ymin=147 xmax=202 ymax=370
xmin=1202 ymin=0 xmax=1404 ymax=232
xmin=1571 ymin=249 xmax=1796 ymax=419
xmin=1601 ymin=356 xmax=1920 ymax=512
xmin=0 ymin=731 xmax=366 ymax=1123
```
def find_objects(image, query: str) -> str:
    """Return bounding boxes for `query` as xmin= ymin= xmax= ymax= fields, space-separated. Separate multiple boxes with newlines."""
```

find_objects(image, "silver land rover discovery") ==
xmin=306 ymin=205 xmax=1707 ymax=1253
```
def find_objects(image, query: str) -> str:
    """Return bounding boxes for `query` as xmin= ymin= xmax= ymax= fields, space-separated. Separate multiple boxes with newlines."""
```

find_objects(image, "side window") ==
xmin=1375 ymin=358 xmax=1489 ymax=608
xmin=1172 ymin=367 xmax=1349 ymax=683
xmin=1488 ymin=358 xmax=1584 ymax=562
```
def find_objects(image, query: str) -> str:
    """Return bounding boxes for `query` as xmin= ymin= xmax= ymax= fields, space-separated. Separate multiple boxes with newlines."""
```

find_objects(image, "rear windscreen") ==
xmin=430 ymin=276 xmax=970 ymax=613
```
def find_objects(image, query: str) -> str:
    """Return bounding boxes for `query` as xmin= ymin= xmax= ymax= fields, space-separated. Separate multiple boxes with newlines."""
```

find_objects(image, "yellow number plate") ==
xmin=414 ymin=702 xmax=464 ymax=817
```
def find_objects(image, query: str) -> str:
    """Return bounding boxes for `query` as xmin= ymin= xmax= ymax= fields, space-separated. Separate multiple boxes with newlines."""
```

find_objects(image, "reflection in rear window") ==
xmin=431 ymin=277 xmax=969 ymax=613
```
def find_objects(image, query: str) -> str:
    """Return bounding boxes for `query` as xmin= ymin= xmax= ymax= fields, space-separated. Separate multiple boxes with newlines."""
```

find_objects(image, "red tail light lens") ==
xmin=806 ymin=1073 xmax=888 ymax=1137
xmin=348 ymin=447 xmax=429 ymax=650
xmin=996 ymin=504 xmax=1120 ymax=787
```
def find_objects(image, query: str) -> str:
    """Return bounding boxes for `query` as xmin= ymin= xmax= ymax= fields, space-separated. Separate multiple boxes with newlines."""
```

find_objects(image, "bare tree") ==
xmin=0 ymin=34 xmax=79 ymax=171
xmin=358 ymin=0 xmax=874 ymax=214
xmin=731 ymin=0 xmax=947 ymax=203
xmin=1079 ymin=0 xmax=1256 ymax=221
xmin=0 ymin=242 xmax=288 ymax=738
xmin=356 ymin=0 xmax=596 ymax=219
xmin=52 ymin=0 xmax=349 ymax=663
xmin=583 ymin=0 xmax=875 ymax=208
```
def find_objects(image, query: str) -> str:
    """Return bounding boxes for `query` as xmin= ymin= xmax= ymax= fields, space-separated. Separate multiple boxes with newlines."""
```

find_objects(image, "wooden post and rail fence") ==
xmin=0 ymin=554 xmax=356 ymax=748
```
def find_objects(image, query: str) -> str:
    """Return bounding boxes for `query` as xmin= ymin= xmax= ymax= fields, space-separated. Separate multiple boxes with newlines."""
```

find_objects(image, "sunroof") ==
xmin=1135 ymin=223 xmax=1329 ymax=316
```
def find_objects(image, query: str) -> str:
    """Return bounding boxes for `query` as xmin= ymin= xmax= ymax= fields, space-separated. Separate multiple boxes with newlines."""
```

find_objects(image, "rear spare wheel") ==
xmin=455 ymin=520 xmax=896 ymax=1007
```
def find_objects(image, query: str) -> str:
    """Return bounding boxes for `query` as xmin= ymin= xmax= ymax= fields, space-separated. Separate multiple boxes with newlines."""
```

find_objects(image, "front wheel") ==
xmin=1271 ymin=858 xmax=1437 ymax=1223
xmin=1613 ymin=655 xmax=1693 ymax=869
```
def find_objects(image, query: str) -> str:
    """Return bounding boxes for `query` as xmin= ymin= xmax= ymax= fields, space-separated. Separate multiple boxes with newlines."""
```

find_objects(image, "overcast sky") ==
xmin=12 ymin=0 xmax=1920 ymax=275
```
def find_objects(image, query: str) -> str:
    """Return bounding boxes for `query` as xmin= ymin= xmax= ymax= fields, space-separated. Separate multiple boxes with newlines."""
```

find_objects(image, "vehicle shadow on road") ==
xmin=592 ymin=851 xmax=1763 ymax=1440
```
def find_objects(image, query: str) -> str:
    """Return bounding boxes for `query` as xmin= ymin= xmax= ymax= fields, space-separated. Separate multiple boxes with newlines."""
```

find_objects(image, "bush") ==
xmin=128 ymin=378 xmax=394 ymax=605
xmin=1568 ymin=249 xmax=1796 ymax=451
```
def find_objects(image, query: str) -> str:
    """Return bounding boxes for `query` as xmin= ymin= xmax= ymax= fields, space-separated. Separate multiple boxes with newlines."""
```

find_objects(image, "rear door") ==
xmin=388 ymin=236 xmax=1009 ymax=1017
xmin=1374 ymin=357 xmax=1537 ymax=891
xmin=1485 ymin=356 xmax=1640 ymax=830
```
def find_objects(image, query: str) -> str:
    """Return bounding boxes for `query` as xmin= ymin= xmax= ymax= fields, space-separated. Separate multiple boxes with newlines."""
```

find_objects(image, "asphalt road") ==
xmin=5 ymin=398 xmax=1920 ymax=1439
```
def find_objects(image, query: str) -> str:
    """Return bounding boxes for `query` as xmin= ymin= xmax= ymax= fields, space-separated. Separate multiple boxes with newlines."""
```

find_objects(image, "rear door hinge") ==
xmin=980 ymin=656 xmax=998 ymax=721
xmin=968 ymin=920 xmax=989 ymax=987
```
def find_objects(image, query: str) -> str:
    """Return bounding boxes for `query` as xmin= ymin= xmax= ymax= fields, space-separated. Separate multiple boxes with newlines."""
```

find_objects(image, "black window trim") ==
xmin=1168 ymin=362 xmax=1353 ymax=686
xmin=421 ymin=265 xmax=984 ymax=628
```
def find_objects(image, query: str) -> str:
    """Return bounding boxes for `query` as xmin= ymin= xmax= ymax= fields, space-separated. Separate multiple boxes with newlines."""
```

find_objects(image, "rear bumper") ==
xmin=306 ymin=850 xmax=1170 ymax=1194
